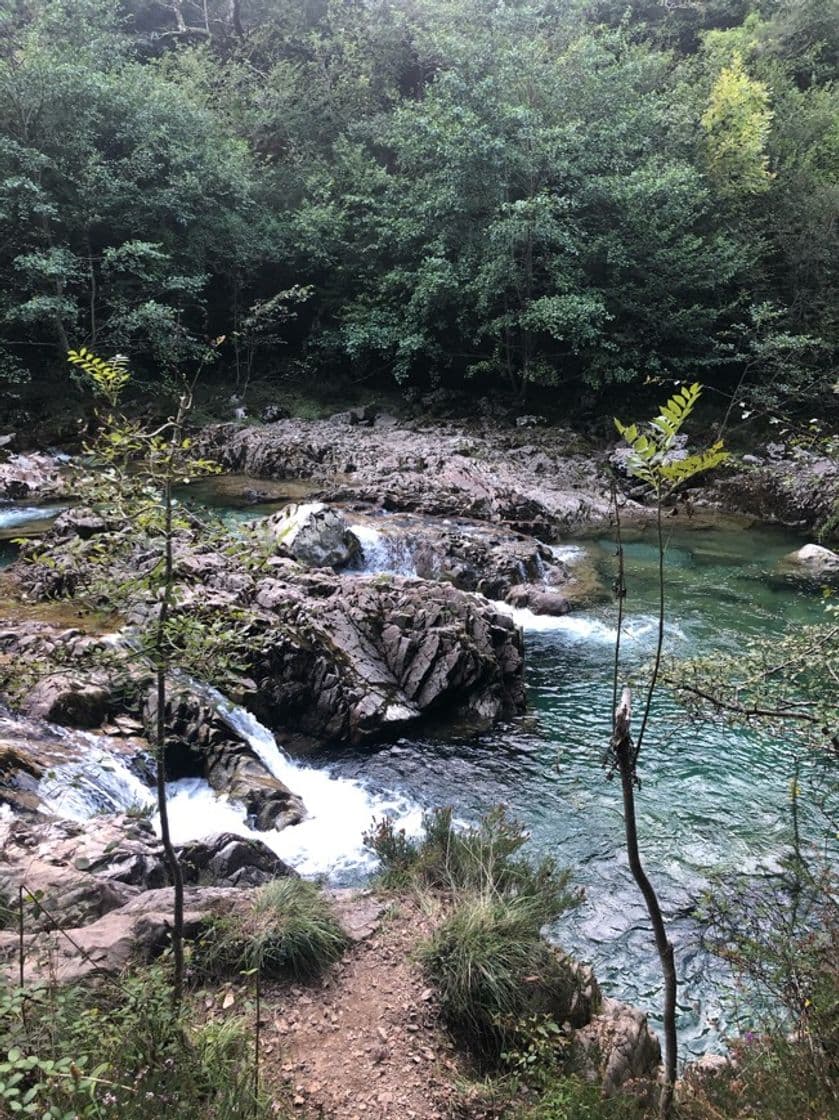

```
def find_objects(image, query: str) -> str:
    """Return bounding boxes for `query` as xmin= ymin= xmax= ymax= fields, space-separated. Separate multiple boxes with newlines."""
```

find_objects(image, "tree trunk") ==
xmin=612 ymin=688 xmax=678 ymax=1118
xmin=154 ymin=477 xmax=185 ymax=1006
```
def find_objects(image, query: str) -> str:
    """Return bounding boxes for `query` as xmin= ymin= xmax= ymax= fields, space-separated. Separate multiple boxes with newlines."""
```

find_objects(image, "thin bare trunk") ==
xmin=612 ymin=690 xmax=677 ymax=1117
xmin=154 ymin=476 xmax=185 ymax=1006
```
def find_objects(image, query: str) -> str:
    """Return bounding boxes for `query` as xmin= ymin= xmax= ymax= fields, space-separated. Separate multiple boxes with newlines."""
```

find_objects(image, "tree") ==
xmin=610 ymin=384 xmax=728 ymax=1117
xmin=65 ymin=345 xmax=219 ymax=1005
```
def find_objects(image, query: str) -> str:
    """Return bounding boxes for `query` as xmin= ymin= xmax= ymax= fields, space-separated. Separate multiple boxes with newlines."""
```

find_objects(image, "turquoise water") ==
xmin=322 ymin=522 xmax=836 ymax=1057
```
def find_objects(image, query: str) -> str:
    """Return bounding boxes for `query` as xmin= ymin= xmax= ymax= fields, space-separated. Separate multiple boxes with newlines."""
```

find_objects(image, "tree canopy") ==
xmin=0 ymin=0 xmax=836 ymax=415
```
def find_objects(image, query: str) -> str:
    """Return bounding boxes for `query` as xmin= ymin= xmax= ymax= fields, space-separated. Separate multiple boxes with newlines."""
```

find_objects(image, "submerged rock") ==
xmin=780 ymin=543 xmax=839 ymax=579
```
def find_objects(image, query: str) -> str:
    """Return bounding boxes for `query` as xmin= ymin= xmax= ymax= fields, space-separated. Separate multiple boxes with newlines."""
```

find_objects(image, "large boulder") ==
xmin=264 ymin=502 xmax=361 ymax=569
xmin=24 ymin=672 xmax=111 ymax=728
xmin=250 ymin=569 xmax=525 ymax=743
xmin=178 ymin=833 xmax=297 ymax=887
xmin=0 ymin=814 xmax=168 ymax=929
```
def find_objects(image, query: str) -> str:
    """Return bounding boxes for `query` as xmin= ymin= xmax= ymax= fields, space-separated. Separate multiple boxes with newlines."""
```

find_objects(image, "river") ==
xmin=1 ymin=495 xmax=834 ymax=1059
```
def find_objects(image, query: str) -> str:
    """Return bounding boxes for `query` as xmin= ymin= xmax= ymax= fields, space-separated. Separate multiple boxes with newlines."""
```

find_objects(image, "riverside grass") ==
xmin=193 ymin=878 xmax=348 ymax=983
xmin=367 ymin=808 xmax=582 ymax=1064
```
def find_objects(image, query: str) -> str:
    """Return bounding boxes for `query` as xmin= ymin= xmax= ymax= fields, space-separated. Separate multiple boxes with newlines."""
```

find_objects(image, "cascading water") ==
xmin=38 ymin=742 xmax=155 ymax=819
xmin=350 ymin=522 xmax=418 ymax=577
xmin=31 ymin=686 xmax=422 ymax=883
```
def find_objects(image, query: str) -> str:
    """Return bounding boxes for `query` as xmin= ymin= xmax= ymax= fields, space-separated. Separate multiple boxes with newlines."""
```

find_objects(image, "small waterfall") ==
xmin=31 ymin=690 xmax=422 ymax=882
xmin=189 ymin=685 xmax=422 ymax=877
xmin=350 ymin=523 xmax=418 ymax=577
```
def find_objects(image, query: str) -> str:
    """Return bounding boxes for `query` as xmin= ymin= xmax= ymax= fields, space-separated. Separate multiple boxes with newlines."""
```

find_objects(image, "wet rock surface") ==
xmin=0 ymin=451 xmax=66 ymax=500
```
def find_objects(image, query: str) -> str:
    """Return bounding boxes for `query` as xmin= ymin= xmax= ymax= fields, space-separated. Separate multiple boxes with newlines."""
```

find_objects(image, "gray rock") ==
xmin=178 ymin=833 xmax=297 ymax=887
xmin=782 ymin=543 xmax=839 ymax=576
xmin=573 ymin=996 xmax=661 ymax=1096
xmin=24 ymin=673 xmax=110 ymax=728
xmin=265 ymin=502 xmax=361 ymax=569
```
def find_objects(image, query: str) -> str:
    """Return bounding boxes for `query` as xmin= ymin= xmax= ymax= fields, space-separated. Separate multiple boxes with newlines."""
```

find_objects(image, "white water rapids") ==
xmin=36 ymin=694 xmax=422 ymax=881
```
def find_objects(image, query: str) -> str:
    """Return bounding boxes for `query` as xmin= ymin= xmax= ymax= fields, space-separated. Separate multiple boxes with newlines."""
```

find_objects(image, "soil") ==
xmin=259 ymin=893 xmax=478 ymax=1119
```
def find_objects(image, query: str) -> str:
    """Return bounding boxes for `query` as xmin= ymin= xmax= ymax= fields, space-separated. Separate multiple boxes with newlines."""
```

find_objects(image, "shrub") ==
xmin=0 ymin=964 xmax=274 ymax=1119
xmin=194 ymin=878 xmax=348 ymax=982
xmin=515 ymin=1075 xmax=641 ymax=1119
xmin=421 ymin=892 xmax=580 ymax=1064
xmin=366 ymin=806 xmax=580 ymax=916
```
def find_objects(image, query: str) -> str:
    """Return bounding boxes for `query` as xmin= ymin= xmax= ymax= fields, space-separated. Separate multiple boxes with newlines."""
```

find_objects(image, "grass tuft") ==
xmin=194 ymin=878 xmax=348 ymax=983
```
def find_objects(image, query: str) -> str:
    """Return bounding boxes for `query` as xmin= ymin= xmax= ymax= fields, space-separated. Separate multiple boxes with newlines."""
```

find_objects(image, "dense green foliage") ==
xmin=0 ymin=964 xmax=273 ymax=1119
xmin=0 ymin=0 xmax=836 ymax=417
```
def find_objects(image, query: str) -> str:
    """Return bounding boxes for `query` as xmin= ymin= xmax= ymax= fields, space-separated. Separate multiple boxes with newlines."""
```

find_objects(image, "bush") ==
xmin=194 ymin=878 xmax=348 ymax=982
xmin=0 ymin=964 xmax=274 ymax=1119
xmin=421 ymin=892 xmax=581 ymax=1064
xmin=515 ymin=1075 xmax=641 ymax=1119
xmin=366 ymin=806 xmax=580 ymax=915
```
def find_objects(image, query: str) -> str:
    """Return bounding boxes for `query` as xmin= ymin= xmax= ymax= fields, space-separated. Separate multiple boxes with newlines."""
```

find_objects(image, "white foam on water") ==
xmin=200 ymin=687 xmax=423 ymax=876
xmin=491 ymin=601 xmax=686 ymax=644
xmin=0 ymin=505 xmax=64 ymax=530
xmin=549 ymin=544 xmax=587 ymax=563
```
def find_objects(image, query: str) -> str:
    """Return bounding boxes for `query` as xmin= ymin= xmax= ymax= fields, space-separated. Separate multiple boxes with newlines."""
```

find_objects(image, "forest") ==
xmin=0 ymin=0 xmax=837 ymax=422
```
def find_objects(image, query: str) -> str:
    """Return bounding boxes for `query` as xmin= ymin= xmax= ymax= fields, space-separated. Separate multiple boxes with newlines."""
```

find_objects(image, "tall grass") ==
xmin=368 ymin=807 xmax=584 ymax=1065
xmin=194 ymin=878 xmax=348 ymax=982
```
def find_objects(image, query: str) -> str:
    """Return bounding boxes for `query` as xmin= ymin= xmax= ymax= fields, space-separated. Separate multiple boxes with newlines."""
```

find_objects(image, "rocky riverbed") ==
xmin=0 ymin=410 xmax=835 ymax=1097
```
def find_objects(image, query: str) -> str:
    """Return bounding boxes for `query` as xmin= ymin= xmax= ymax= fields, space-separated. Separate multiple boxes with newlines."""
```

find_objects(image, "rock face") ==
xmin=706 ymin=447 xmax=839 ymax=537
xmin=573 ymin=996 xmax=662 ymax=1096
xmin=0 ymin=812 xmax=297 ymax=932
xmin=0 ymin=885 xmax=244 ymax=985
xmin=264 ymin=501 xmax=361 ymax=569
xmin=197 ymin=416 xmax=617 ymax=540
xmin=0 ymin=814 xmax=169 ymax=930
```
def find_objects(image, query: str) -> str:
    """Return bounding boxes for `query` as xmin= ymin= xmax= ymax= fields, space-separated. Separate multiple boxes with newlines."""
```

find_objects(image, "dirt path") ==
xmin=261 ymin=892 xmax=472 ymax=1119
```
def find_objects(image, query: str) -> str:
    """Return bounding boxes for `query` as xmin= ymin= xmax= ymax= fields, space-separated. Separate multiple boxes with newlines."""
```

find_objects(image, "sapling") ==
xmin=611 ymin=383 xmax=727 ymax=1117
xmin=67 ymin=346 xmax=219 ymax=1005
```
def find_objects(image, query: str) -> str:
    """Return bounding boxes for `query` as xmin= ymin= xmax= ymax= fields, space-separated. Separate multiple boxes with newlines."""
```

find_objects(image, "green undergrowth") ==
xmin=0 ymin=963 xmax=276 ymax=1120
xmin=192 ymin=878 xmax=348 ymax=983
xmin=367 ymin=808 xmax=583 ymax=1066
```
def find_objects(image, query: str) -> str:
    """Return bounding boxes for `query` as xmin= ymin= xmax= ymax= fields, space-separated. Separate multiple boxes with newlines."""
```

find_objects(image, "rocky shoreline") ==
xmin=0 ymin=410 xmax=836 ymax=1106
